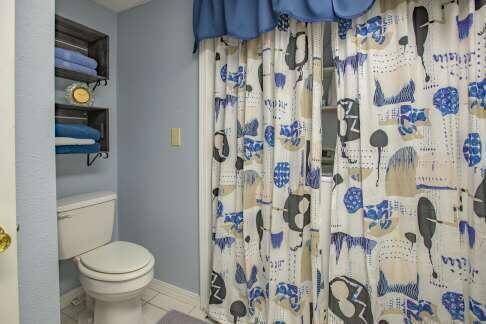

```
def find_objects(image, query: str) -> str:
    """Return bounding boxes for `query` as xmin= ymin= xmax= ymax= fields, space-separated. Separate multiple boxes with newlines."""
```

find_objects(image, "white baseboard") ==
xmin=61 ymin=279 xmax=201 ymax=311
xmin=61 ymin=279 xmax=201 ymax=309
xmin=149 ymin=279 xmax=201 ymax=308
xmin=60 ymin=287 xmax=85 ymax=309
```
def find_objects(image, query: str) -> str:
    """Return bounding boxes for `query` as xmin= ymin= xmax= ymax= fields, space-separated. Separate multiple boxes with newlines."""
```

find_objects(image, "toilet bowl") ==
xmin=57 ymin=192 xmax=155 ymax=324
xmin=77 ymin=241 xmax=154 ymax=324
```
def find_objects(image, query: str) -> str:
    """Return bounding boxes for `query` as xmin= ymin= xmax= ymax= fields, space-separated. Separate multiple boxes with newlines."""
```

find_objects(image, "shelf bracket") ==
xmin=87 ymin=79 xmax=108 ymax=92
xmin=87 ymin=152 xmax=109 ymax=166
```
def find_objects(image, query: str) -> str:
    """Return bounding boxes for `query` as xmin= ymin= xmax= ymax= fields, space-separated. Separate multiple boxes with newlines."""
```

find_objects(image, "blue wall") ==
xmin=16 ymin=0 xmax=60 ymax=323
xmin=15 ymin=1 xmax=199 ymax=320
xmin=55 ymin=0 xmax=118 ymax=294
xmin=117 ymin=0 xmax=199 ymax=293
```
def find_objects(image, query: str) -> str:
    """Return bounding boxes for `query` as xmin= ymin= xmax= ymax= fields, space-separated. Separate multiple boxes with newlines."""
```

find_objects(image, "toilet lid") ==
xmin=80 ymin=241 xmax=153 ymax=274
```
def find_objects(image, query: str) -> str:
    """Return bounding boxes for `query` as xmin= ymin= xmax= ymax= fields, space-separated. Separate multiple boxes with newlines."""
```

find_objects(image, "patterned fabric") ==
xmin=208 ymin=20 xmax=323 ymax=323
xmin=329 ymin=1 xmax=486 ymax=324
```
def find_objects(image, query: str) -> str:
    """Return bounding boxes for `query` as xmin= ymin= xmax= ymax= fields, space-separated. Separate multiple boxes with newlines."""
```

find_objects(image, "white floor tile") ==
xmin=142 ymin=288 xmax=159 ymax=303
xmin=61 ymin=314 xmax=76 ymax=324
xmin=143 ymin=303 xmax=167 ymax=324
xmin=189 ymin=307 xmax=210 ymax=321
xmin=62 ymin=302 xmax=87 ymax=320
xmin=149 ymin=293 xmax=195 ymax=313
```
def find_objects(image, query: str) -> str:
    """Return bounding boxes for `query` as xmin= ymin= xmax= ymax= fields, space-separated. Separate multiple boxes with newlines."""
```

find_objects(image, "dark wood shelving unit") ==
xmin=54 ymin=16 xmax=111 ymax=165
xmin=55 ymin=15 xmax=109 ymax=83
xmin=55 ymin=103 xmax=110 ymax=152
xmin=55 ymin=67 xmax=107 ymax=84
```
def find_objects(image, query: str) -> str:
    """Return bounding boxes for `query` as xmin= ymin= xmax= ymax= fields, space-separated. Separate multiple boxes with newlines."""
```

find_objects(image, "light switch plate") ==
xmin=171 ymin=128 xmax=181 ymax=146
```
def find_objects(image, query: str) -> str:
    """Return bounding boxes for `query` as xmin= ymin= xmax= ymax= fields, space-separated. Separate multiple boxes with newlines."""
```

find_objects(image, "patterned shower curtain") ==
xmin=329 ymin=0 xmax=485 ymax=323
xmin=208 ymin=19 xmax=325 ymax=323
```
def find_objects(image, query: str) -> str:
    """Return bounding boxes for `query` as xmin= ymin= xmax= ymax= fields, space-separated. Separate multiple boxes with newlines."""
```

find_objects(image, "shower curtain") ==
xmin=208 ymin=19 xmax=325 ymax=323
xmin=329 ymin=0 xmax=486 ymax=323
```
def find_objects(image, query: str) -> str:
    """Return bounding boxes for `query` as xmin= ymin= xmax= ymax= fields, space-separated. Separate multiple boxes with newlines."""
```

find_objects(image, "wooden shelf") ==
xmin=55 ymin=15 xmax=109 ymax=83
xmin=55 ymin=67 xmax=107 ymax=84
xmin=55 ymin=103 xmax=110 ymax=152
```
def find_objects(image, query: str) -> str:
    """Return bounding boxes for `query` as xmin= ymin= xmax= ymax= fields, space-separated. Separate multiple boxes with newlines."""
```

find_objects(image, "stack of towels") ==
xmin=55 ymin=47 xmax=98 ymax=76
xmin=55 ymin=123 xmax=101 ymax=154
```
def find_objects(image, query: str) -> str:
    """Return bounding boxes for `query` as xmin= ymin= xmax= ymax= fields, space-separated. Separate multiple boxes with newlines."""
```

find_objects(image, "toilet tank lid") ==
xmin=57 ymin=191 xmax=117 ymax=213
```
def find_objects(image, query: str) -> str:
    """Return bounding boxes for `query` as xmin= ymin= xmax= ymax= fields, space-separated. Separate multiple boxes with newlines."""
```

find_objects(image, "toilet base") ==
xmin=77 ymin=256 xmax=154 ymax=324
xmin=94 ymin=297 xmax=143 ymax=324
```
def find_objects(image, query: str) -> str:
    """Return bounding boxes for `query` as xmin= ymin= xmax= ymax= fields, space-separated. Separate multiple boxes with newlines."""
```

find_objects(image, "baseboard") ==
xmin=60 ymin=279 xmax=201 ymax=311
xmin=149 ymin=279 xmax=200 ymax=307
xmin=60 ymin=286 xmax=85 ymax=309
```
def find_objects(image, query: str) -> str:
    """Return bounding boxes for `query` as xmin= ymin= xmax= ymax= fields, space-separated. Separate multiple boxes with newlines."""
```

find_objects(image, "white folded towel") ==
xmin=55 ymin=137 xmax=96 ymax=146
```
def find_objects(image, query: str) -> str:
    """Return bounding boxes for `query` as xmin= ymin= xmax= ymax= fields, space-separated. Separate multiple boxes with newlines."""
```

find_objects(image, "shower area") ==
xmin=321 ymin=23 xmax=338 ymax=178
xmin=196 ymin=1 xmax=486 ymax=323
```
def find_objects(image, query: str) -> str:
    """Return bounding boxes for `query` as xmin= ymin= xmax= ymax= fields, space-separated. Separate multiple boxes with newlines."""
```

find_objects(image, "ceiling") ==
xmin=93 ymin=0 xmax=153 ymax=13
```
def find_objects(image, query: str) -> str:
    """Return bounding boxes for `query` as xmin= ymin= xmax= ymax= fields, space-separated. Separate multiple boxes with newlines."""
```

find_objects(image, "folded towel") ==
xmin=56 ymin=58 xmax=97 ymax=76
xmin=55 ymin=137 xmax=96 ymax=146
xmin=55 ymin=123 xmax=101 ymax=141
xmin=55 ymin=47 xmax=98 ymax=70
xmin=56 ymin=143 xmax=101 ymax=154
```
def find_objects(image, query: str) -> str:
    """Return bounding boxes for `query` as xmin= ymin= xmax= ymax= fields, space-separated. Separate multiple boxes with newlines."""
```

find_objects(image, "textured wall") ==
xmin=117 ymin=0 xmax=199 ymax=293
xmin=55 ymin=0 xmax=118 ymax=294
xmin=15 ymin=0 xmax=60 ymax=323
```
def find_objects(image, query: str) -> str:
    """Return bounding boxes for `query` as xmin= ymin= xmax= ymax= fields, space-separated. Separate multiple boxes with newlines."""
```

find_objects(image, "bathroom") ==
xmin=0 ymin=0 xmax=485 ymax=323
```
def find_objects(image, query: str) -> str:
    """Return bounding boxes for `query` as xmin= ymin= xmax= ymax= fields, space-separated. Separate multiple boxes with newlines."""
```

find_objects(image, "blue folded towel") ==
xmin=55 ymin=47 xmax=98 ymax=70
xmin=56 ymin=143 xmax=101 ymax=154
xmin=56 ymin=58 xmax=98 ymax=76
xmin=55 ymin=123 xmax=101 ymax=141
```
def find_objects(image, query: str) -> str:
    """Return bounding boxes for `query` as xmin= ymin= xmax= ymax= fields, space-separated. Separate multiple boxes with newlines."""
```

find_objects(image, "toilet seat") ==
xmin=78 ymin=241 xmax=154 ymax=282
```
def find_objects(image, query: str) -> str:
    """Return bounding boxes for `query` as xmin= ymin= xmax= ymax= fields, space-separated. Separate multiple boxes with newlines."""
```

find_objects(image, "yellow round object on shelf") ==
xmin=73 ymin=87 xmax=90 ymax=104
xmin=65 ymin=82 xmax=94 ymax=106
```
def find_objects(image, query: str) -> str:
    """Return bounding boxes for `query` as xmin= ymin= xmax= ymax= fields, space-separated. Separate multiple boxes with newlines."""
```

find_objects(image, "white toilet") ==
xmin=57 ymin=191 xmax=154 ymax=324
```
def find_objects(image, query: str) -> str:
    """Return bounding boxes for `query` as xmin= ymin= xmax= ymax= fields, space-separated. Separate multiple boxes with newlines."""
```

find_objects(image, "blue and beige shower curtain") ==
xmin=329 ymin=0 xmax=485 ymax=323
xmin=208 ymin=19 xmax=324 ymax=323
xmin=207 ymin=0 xmax=486 ymax=323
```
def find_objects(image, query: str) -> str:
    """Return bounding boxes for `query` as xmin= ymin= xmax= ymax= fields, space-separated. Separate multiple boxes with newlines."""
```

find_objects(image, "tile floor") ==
xmin=61 ymin=286 xmax=210 ymax=324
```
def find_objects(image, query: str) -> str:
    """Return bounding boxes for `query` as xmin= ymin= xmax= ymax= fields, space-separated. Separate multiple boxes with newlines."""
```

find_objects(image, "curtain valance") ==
xmin=193 ymin=0 xmax=375 ymax=49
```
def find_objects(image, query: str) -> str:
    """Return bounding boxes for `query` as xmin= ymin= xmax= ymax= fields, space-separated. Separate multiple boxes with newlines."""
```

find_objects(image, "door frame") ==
xmin=0 ymin=0 xmax=20 ymax=323
xmin=198 ymin=39 xmax=214 ymax=312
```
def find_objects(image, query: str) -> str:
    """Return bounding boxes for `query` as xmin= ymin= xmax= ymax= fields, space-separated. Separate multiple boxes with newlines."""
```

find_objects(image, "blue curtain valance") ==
xmin=193 ymin=0 xmax=375 ymax=50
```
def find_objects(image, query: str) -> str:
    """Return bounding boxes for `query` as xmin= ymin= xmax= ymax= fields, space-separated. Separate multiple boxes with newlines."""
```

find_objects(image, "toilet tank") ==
xmin=57 ymin=191 xmax=117 ymax=260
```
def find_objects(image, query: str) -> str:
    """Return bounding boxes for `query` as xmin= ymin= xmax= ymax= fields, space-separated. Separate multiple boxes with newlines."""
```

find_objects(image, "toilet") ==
xmin=57 ymin=191 xmax=154 ymax=324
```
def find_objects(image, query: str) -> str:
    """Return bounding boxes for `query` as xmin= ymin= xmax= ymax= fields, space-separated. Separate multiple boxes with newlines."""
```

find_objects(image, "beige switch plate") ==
xmin=171 ymin=128 xmax=181 ymax=146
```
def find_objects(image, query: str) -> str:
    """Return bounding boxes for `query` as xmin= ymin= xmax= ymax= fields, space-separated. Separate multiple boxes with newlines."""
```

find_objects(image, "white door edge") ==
xmin=0 ymin=1 xmax=20 ymax=323
xmin=198 ymin=39 xmax=215 ymax=312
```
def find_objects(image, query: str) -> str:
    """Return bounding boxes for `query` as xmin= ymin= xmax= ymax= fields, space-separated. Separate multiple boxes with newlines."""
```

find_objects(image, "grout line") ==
xmin=146 ymin=299 xmax=196 ymax=317
xmin=61 ymin=308 xmax=76 ymax=320
xmin=146 ymin=301 xmax=170 ymax=312
xmin=142 ymin=291 xmax=160 ymax=304
xmin=157 ymin=291 xmax=199 ymax=308
xmin=161 ymin=293 xmax=197 ymax=306
xmin=145 ymin=292 xmax=159 ymax=303
xmin=187 ymin=305 xmax=196 ymax=314
xmin=61 ymin=312 xmax=75 ymax=321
